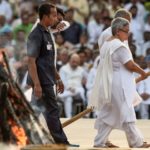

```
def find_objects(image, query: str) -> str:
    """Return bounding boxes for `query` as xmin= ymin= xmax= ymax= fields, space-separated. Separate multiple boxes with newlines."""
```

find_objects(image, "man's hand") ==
xmin=141 ymin=93 xmax=150 ymax=101
xmin=56 ymin=79 xmax=64 ymax=93
xmin=136 ymin=71 xmax=149 ymax=83
xmin=34 ymin=84 xmax=42 ymax=98
xmin=141 ymin=72 xmax=148 ymax=80
xmin=56 ymin=22 xmax=66 ymax=32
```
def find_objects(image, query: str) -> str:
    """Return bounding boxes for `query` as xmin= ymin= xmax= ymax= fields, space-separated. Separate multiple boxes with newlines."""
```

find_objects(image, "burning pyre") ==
xmin=0 ymin=51 xmax=54 ymax=146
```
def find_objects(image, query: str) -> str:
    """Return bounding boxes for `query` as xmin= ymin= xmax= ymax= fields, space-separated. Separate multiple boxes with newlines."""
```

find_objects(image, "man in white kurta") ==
xmin=89 ymin=38 xmax=144 ymax=148
xmin=59 ymin=54 xmax=85 ymax=118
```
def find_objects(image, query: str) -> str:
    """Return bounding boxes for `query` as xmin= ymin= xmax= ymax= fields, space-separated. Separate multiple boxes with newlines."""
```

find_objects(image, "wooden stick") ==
xmin=62 ymin=108 xmax=93 ymax=128
xmin=62 ymin=72 xmax=150 ymax=128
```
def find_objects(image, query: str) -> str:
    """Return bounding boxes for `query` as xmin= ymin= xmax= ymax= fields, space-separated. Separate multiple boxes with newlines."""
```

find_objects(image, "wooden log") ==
xmin=62 ymin=108 xmax=93 ymax=128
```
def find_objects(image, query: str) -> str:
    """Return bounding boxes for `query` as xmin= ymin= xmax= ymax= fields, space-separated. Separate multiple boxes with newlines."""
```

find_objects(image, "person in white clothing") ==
xmin=98 ymin=9 xmax=131 ymax=52
xmin=97 ymin=8 xmax=132 ymax=148
xmin=89 ymin=17 xmax=150 ymax=148
xmin=59 ymin=53 xmax=85 ymax=118
xmin=86 ymin=56 xmax=100 ymax=118
xmin=124 ymin=0 xmax=146 ymax=23
xmin=0 ymin=0 xmax=12 ymax=22
xmin=86 ymin=56 xmax=100 ymax=106
xmin=137 ymin=55 xmax=150 ymax=119
xmin=87 ymin=11 xmax=104 ymax=44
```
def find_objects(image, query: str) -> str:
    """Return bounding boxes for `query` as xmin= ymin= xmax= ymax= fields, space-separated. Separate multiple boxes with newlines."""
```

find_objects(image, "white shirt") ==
xmin=98 ymin=27 xmax=112 ymax=52
xmin=124 ymin=2 xmax=146 ymax=23
xmin=87 ymin=20 xmax=104 ymax=44
xmin=0 ymin=0 xmax=12 ymax=21
xmin=59 ymin=63 xmax=84 ymax=89
xmin=130 ymin=18 xmax=144 ymax=43
xmin=98 ymin=27 xmax=129 ymax=53
xmin=137 ymin=68 xmax=150 ymax=105
xmin=144 ymin=23 xmax=150 ymax=32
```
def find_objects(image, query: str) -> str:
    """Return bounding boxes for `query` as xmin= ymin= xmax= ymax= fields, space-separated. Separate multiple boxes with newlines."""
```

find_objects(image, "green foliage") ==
xmin=145 ymin=2 xmax=150 ymax=12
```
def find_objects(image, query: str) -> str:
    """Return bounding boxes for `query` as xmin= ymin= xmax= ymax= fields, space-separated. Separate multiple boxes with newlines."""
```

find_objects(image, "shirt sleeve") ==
xmin=27 ymin=30 xmax=42 ymax=58
xmin=51 ymin=21 xmax=70 ymax=33
xmin=116 ymin=47 xmax=132 ymax=64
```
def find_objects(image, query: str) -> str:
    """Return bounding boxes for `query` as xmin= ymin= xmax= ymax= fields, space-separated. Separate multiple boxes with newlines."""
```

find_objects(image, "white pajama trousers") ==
xmin=59 ymin=88 xmax=85 ymax=118
xmin=94 ymin=121 xmax=144 ymax=148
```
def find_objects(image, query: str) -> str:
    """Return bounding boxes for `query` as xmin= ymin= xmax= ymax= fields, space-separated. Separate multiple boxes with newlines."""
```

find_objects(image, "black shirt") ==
xmin=27 ymin=23 xmax=56 ymax=87
xmin=61 ymin=21 xmax=82 ymax=44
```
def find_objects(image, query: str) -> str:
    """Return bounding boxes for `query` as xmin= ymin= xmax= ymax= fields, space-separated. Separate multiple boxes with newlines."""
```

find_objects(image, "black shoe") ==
xmin=68 ymin=143 xmax=80 ymax=147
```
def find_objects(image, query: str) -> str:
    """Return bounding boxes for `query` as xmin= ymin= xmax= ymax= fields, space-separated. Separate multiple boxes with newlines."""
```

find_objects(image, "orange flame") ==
xmin=9 ymin=121 xmax=28 ymax=146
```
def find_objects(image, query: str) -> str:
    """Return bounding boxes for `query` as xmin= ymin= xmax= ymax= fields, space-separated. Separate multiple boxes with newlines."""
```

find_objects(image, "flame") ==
xmin=0 ymin=49 xmax=5 ymax=63
xmin=9 ymin=121 xmax=28 ymax=146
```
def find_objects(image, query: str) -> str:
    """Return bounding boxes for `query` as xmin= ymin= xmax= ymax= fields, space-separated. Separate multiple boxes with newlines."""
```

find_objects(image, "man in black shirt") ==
xmin=27 ymin=3 xmax=72 ymax=145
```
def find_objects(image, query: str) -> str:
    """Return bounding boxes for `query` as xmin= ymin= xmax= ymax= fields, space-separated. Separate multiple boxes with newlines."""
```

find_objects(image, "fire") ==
xmin=0 ymin=49 xmax=5 ymax=63
xmin=9 ymin=121 xmax=28 ymax=146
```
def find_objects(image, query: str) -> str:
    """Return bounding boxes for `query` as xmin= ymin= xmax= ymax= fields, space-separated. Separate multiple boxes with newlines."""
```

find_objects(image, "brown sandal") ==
xmin=140 ymin=142 xmax=150 ymax=148
xmin=106 ymin=141 xmax=119 ymax=148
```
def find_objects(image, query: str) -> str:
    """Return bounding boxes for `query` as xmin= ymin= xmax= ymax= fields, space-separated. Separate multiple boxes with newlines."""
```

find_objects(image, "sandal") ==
xmin=106 ymin=141 xmax=119 ymax=148
xmin=139 ymin=142 xmax=150 ymax=148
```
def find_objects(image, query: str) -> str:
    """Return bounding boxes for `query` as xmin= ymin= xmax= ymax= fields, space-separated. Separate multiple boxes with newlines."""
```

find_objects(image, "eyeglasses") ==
xmin=119 ymin=29 xmax=130 ymax=34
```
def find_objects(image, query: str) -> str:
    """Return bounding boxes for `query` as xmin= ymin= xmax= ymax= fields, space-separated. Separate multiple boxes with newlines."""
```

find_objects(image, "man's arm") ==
xmin=27 ymin=28 xmax=42 ymax=97
xmin=51 ymin=20 xmax=70 ymax=33
xmin=28 ymin=56 xmax=42 ymax=98
xmin=32 ymin=19 xmax=70 ymax=33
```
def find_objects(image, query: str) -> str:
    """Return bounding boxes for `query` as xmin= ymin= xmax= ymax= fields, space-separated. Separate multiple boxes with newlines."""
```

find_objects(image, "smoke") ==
xmin=0 ymin=143 xmax=20 ymax=150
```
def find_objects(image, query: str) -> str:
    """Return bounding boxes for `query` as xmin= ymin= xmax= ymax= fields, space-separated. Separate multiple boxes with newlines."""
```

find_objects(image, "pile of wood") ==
xmin=0 ymin=51 xmax=54 ymax=146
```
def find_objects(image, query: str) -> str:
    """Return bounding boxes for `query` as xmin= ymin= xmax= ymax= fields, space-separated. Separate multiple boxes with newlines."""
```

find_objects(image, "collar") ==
xmin=37 ymin=23 xmax=49 ymax=33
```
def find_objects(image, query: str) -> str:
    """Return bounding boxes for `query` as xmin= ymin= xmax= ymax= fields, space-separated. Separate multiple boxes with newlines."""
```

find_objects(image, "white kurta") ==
xmin=98 ymin=27 xmax=112 ymax=52
xmin=97 ymin=26 xmax=141 ymax=106
xmin=91 ymin=39 xmax=139 ymax=129
xmin=98 ymin=26 xmax=129 ymax=52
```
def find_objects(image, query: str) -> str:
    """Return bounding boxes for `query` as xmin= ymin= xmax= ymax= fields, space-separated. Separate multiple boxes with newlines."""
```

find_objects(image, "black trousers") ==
xmin=31 ymin=86 xmax=69 ymax=144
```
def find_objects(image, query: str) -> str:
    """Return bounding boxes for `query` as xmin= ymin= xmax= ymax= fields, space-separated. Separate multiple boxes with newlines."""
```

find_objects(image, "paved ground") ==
xmin=61 ymin=118 xmax=150 ymax=150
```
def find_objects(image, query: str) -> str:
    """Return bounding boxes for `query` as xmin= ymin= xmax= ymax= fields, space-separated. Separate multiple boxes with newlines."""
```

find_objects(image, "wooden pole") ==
xmin=62 ymin=72 xmax=150 ymax=128
xmin=62 ymin=108 xmax=93 ymax=128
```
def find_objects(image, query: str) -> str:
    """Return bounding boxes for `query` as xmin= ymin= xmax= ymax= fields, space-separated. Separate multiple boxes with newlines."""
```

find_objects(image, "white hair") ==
xmin=114 ymin=9 xmax=131 ymax=19
xmin=111 ymin=17 xmax=129 ymax=36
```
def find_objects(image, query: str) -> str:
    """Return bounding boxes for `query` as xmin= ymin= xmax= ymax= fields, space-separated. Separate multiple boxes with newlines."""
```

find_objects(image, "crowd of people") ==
xmin=0 ymin=0 xmax=150 ymax=119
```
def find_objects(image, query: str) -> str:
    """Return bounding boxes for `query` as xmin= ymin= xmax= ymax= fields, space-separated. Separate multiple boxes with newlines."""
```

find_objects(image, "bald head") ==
xmin=69 ymin=53 xmax=80 ymax=70
xmin=114 ymin=9 xmax=132 ymax=22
